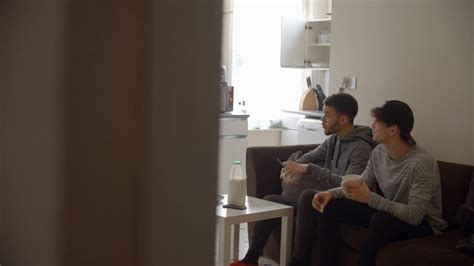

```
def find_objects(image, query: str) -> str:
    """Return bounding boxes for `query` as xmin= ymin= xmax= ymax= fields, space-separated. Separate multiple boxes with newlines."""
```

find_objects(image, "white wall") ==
xmin=330 ymin=0 xmax=474 ymax=165
xmin=247 ymin=129 xmax=282 ymax=147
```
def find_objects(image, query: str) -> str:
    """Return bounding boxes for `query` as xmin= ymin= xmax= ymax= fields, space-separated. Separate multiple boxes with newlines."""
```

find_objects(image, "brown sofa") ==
xmin=246 ymin=144 xmax=474 ymax=266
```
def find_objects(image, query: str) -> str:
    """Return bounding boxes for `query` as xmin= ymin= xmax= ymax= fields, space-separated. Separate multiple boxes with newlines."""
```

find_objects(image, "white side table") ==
xmin=216 ymin=195 xmax=294 ymax=266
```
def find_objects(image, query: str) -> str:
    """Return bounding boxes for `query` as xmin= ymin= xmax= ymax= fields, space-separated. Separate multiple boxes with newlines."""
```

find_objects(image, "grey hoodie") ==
xmin=282 ymin=126 xmax=376 ymax=201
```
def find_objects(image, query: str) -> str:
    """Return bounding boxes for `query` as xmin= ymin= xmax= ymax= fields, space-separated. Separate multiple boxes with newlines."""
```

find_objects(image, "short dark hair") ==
xmin=323 ymin=93 xmax=358 ymax=124
xmin=371 ymin=100 xmax=416 ymax=145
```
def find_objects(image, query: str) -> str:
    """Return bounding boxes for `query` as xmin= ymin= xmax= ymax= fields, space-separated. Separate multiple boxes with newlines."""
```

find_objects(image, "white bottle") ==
xmin=227 ymin=161 xmax=246 ymax=207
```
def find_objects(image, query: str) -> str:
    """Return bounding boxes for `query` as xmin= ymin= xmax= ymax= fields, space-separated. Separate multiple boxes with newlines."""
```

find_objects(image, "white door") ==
xmin=280 ymin=17 xmax=306 ymax=68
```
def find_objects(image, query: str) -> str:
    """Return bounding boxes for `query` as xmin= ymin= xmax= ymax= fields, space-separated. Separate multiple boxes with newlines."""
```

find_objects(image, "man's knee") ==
xmin=318 ymin=198 xmax=345 ymax=220
xmin=298 ymin=189 xmax=318 ymax=206
xmin=369 ymin=211 xmax=395 ymax=233
xmin=263 ymin=194 xmax=280 ymax=202
xmin=263 ymin=194 xmax=291 ymax=205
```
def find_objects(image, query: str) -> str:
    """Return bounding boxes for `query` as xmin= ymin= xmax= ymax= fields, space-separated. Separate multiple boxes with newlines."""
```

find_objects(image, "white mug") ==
xmin=341 ymin=174 xmax=362 ymax=194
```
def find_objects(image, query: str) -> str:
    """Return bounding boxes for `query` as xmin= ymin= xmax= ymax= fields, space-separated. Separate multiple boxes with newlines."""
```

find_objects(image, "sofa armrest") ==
xmin=246 ymin=144 xmax=318 ymax=199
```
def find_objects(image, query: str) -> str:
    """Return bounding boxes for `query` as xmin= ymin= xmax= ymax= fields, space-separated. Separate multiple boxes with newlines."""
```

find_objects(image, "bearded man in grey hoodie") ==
xmin=231 ymin=93 xmax=375 ymax=266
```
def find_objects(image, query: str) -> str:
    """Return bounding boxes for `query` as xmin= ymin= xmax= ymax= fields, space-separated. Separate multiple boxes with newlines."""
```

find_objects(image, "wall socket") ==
xmin=341 ymin=77 xmax=357 ymax=90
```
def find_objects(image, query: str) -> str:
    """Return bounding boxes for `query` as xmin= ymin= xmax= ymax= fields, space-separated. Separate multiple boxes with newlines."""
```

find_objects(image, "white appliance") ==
xmin=297 ymin=118 xmax=328 ymax=144
xmin=280 ymin=114 xmax=303 ymax=145
xmin=218 ymin=115 xmax=248 ymax=194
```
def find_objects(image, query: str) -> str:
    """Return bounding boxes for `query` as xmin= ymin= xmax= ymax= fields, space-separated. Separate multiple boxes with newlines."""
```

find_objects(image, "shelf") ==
xmin=308 ymin=18 xmax=331 ymax=23
xmin=308 ymin=43 xmax=330 ymax=47
xmin=280 ymin=17 xmax=331 ymax=70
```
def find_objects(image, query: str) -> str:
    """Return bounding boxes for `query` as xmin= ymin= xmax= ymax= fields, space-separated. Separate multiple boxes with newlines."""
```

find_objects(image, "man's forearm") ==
xmin=369 ymin=193 xmax=427 ymax=226
xmin=306 ymin=164 xmax=343 ymax=190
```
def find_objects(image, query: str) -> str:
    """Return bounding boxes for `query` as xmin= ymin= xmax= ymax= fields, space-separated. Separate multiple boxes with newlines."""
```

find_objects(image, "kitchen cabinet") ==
xmin=280 ymin=17 xmax=331 ymax=69
xmin=218 ymin=114 xmax=249 ymax=194
xmin=281 ymin=129 xmax=298 ymax=146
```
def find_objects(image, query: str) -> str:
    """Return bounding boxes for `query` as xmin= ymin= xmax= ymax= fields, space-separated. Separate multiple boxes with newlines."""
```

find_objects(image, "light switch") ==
xmin=341 ymin=77 xmax=357 ymax=90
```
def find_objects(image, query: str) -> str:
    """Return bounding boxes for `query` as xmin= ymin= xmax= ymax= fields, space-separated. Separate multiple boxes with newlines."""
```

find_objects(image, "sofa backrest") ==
xmin=246 ymin=144 xmax=318 ymax=199
xmin=437 ymin=160 xmax=474 ymax=228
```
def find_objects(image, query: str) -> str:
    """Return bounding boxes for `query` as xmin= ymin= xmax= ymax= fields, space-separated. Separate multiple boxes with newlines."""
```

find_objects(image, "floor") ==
xmin=236 ymin=223 xmax=278 ymax=266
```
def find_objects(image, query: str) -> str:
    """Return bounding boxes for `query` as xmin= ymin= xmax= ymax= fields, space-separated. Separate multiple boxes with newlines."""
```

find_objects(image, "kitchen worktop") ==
xmin=219 ymin=112 xmax=250 ymax=119
xmin=282 ymin=110 xmax=324 ymax=119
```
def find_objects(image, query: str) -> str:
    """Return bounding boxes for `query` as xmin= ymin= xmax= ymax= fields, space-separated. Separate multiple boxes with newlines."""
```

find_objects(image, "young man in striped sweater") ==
xmin=312 ymin=100 xmax=448 ymax=266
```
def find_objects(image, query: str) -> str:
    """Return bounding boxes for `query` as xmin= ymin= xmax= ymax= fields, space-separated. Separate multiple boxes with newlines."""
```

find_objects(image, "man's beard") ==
xmin=324 ymin=123 xmax=340 ymax=136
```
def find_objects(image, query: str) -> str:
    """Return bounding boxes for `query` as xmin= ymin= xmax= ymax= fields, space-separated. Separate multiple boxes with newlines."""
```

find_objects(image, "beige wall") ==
xmin=0 ymin=0 xmax=220 ymax=265
xmin=330 ymin=0 xmax=474 ymax=165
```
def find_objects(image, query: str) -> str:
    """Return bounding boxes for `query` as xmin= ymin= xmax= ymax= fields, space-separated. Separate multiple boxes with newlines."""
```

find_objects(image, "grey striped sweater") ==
xmin=329 ymin=144 xmax=448 ymax=234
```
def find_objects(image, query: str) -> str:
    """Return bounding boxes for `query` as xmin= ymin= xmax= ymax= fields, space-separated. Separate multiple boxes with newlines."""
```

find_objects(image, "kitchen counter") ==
xmin=220 ymin=112 xmax=250 ymax=119
xmin=282 ymin=109 xmax=323 ymax=119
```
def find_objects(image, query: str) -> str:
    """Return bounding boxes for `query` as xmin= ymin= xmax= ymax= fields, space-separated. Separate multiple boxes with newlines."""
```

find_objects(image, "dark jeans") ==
xmin=461 ymin=211 xmax=474 ymax=234
xmin=293 ymin=189 xmax=319 ymax=260
xmin=246 ymin=194 xmax=298 ymax=262
xmin=318 ymin=198 xmax=434 ymax=266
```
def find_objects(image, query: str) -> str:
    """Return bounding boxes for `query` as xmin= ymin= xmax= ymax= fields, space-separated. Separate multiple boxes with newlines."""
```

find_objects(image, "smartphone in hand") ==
xmin=277 ymin=158 xmax=284 ymax=167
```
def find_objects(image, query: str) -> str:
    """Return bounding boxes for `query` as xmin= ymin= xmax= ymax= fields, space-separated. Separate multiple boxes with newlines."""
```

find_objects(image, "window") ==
xmin=231 ymin=0 xmax=306 ymax=128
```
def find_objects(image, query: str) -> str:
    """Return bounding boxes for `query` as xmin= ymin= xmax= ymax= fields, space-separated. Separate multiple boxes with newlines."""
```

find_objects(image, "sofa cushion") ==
xmin=438 ymin=161 xmax=473 ymax=227
xmin=376 ymin=230 xmax=474 ymax=266
xmin=457 ymin=171 xmax=474 ymax=228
